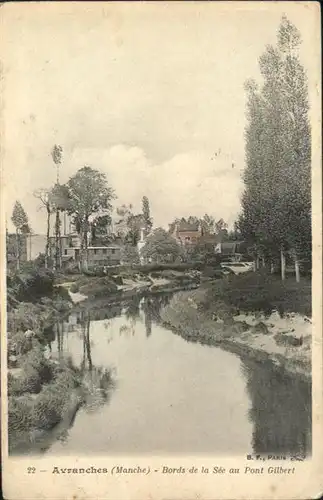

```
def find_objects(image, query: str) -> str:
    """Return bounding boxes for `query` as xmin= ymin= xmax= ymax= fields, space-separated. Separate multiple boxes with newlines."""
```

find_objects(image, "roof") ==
xmin=88 ymin=245 xmax=121 ymax=250
xmin=177 ymin=222 xmax=200 ymax=232
xmin=218 ymin=241 xmax=245 ymax=254
xmin=199 ymin=234 xmax=221 ymax=244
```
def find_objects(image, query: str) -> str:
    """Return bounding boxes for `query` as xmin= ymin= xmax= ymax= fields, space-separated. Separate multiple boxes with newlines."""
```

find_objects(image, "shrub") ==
xmin=69 ymin=283 xmax=79 ymax=293
xmin=31 ymin=365 xmax=81 ymax=430
xmin=20 ymin=346 xmax=55 ymax=385
xmin=7 ymin=268 xmax=54 ymax=303
xmin=78 ymin=277 xmax=118 ymax=298
xmin=8 ymin=368 xmax=42 ymax=395
xmin=8 ymin=396 xmax=34 ymax=433
xmin=31 ymin=388 xmax=66 ymax=430
xmin=7 ymin=303 xmax=45 ymax=334
xmin=8 ymin=331 xmax=35 ymax=357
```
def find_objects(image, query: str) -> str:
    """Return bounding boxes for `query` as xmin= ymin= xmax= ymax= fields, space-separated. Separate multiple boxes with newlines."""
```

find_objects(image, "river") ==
xmin=45 ymin=292 xmax=311 ymax=457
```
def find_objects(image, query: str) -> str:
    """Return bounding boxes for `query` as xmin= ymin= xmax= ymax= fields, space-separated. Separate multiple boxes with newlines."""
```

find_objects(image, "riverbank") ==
xmin=60 ymin=267 xmax=201 ymax=304
xmin=7 ymin=267 xmax=114 ymax=454
xmin=159 ymin=278 xmax=312 ymax=382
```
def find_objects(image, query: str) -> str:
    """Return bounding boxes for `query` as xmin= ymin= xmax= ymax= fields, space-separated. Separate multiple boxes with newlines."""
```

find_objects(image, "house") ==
xmin=214 ymin=241 xmax=248 ymax=260
xmin=197 ymin=233 xmax=221 ymax=253
xmin=84 ymin=246 xmax=121 ymax=267
xmin=49 ymin=234 xmax=81 ymax=260
xmin=62 ymin=245 xmax=122 ymax=267
xmin=170 ymin=221 xmax=203 ymax=246
xmin=49 ymin=232 xmax=122 ymax=268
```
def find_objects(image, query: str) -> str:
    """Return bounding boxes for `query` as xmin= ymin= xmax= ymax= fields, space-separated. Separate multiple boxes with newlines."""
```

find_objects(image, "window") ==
xmin=111 ymin=249 xmax=116 ymax=254
xmin=103 ymin=249 xmax=107 ymax=254
xmin=185 ymin=236 xmax=191 ymax=241
xmin=64 ymin=249 xmax=68 ymax=255
xmin=94 ymin=249 xmax=97 ymax=255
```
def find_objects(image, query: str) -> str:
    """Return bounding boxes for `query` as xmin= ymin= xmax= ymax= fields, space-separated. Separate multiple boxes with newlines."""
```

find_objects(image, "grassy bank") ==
xmin=160 ymin=272 xmax=312 ymax=382
xmin=7 ymin=266 xmax=84 ymax=453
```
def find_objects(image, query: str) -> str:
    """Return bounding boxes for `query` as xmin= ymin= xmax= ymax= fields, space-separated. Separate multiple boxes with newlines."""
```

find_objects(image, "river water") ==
xmin=45 ymin=293 xmax=311 ymax=456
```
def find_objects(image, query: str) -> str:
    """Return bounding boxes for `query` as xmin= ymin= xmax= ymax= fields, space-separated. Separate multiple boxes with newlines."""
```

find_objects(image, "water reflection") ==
xmin=241 ymin=361 xmax=311 ymax=456
xmin=44 ymin=293 xmax=312 ymax=456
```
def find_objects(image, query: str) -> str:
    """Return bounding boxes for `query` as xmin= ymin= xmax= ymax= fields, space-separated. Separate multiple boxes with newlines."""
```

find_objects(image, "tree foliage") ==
xmin=11 ymin=201 xmax=29 ymax=233
xmin=66 ymin=167 xmax=115 ymax=266
xmin=142 ymin=196 xmax=153 ymax=234
xmin=239 ymin=16 xmax=311 ymax=278
xmin=140 ymin=228 xmax=183 ymax=263
xmin=10 ymin=201 xmax=30 ymax=270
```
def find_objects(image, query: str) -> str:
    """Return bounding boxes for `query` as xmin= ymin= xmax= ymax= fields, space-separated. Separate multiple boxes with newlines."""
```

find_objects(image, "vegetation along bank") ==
xmin=160 ymin=270 xmax=312 ymax=382
xmin=7 ymin=265 xmax=113 ymax=454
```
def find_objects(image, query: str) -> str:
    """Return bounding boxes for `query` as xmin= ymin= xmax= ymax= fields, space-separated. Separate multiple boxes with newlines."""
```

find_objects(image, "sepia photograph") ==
xmin=1 ymin=2 xmax=321 ymax=499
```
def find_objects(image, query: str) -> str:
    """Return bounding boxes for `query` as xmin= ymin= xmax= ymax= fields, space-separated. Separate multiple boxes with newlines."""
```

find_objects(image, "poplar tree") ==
xmin=142 ymin=196 xmax=153 ymax=235
xmin=11 ymin=201 xmax=29 ymax=271
xmin=240 ymin=16 xmax=311 ymax=281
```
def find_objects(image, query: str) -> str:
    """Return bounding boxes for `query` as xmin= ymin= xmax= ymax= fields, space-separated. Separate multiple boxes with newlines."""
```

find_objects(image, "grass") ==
xmin=8 ymin=357 xmax=84 ymax=437
xmin=204 ymin=270 xmax=311 ymax=318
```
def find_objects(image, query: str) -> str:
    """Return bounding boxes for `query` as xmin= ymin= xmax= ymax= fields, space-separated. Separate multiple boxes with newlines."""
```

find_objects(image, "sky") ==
xmin=1 ymin=2 xmax=319 ymax=234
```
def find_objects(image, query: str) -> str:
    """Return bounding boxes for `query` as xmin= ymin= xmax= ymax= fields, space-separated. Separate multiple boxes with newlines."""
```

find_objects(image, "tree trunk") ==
xmin=15 ymin=228 xmax=20 ymax=271
xmin=280 ymin=248 xmax=286 ymax=281
xmin=80 ymin=221 xmax=88 ymax=272
xmin=54 ymin=209 xmax=61 ymax=271
xmin=270 ymin=260 xmax=275 ymax=274
xmin=45 ymin=207 xmax=50 ymax=269
xmin=84 ymin=219 xmax=89 ymax=271
xmin=58 ymin=218 xmax=62 ymax=269
xmin=261 ymin=256 xmax=265 ymax=267
xmin=29 ymin=233 xmax=32 ymax=261
xmin=294 ymin=251 xmax=300 ymax=283
xmin=255 ymin=255 xmax=260 ymax=270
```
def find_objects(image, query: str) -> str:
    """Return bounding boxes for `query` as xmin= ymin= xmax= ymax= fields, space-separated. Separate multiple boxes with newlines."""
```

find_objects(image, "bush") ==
xmin=31 ymin=387 xmax=66 ymax=430
xmin=8 ymin=396 xmax=34 ymax=433
xmin=31 ymin=366 xmax=81 ymax=430
xmin=8 ymin=331 xmax=35 ymax=357
xmin=69 ymin=283 xmax=80 ymax=293
xmin=7 ymin=303 xmax=47 ymax=334
xmin=78 ymin=277 xmax=118 ymax=298
xmin=7 ymin=268 xmax=54 ymax=303
xmin=8 ymin=368 xmax=42 ymax=395
xmin=20 ymin=346 xmax=55 ymax=385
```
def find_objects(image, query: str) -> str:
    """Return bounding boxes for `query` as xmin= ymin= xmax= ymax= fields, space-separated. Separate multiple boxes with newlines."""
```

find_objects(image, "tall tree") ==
xmin=34 ymin=188 xmax=52 ymax=269
xmin=66 ymin=166 xmax=115 ymax=270
xmin=240 ymin=16 xmax=311 ymax=281
xmin=142 ymin=196 xmax=153 ymax=235
xmin=11 ymin=201 xmax=29 ymax=271
xmin=51 ymin=144 xmax=64 ymax=270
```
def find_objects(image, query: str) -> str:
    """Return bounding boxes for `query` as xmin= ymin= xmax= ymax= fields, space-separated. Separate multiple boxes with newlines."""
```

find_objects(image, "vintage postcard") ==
xmin=1 ymin=1 xmax=322 ymax=499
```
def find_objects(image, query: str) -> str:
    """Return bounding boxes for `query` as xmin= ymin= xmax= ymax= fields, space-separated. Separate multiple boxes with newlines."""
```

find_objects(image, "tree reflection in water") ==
xmin=122 ymin=292 xmax=174 ymax=337
xmin=78 ymin=309 xmax=116 ymax=413
xmin=241 ymin=360 xmax=311 ymax=457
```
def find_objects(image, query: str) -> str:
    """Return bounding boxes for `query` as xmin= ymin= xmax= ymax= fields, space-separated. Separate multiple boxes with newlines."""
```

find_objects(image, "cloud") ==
xmin=4 ymin=144 xmax=243 ymax=233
